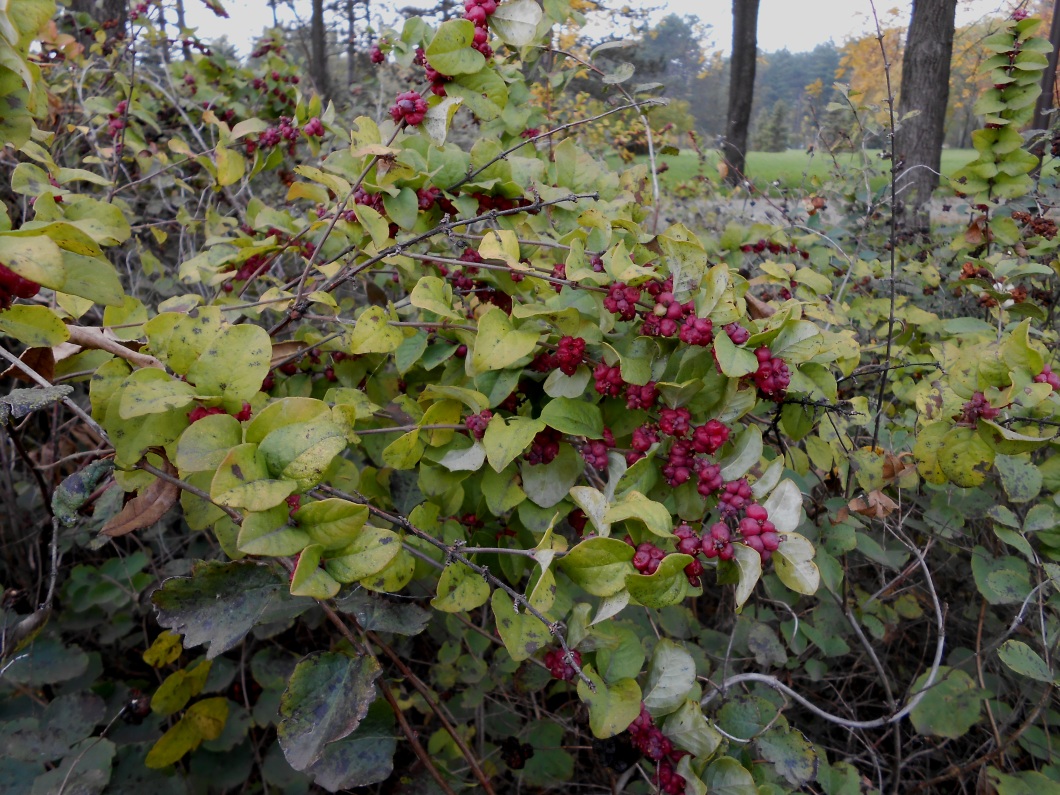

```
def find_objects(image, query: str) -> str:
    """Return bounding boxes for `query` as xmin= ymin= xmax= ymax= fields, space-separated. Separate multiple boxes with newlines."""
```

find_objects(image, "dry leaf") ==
xmin=745 ymin=293 xmax=776 ymax=319
xmin=2 ymin=347 xmax=55 ymax=383
xmin=101 ymin=457 xmax=180 ymax=537
xmin=271 ymin=340 xmax=309 ymax=367
xmin=848 ymin=490 xmax=899 ymax=519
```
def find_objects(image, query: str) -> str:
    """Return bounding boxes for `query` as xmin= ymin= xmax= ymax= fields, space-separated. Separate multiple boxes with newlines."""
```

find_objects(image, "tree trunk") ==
xmin=1032 ymin=1 xmax=1060 ymax=132
xmin=894 ymin=0 xmax=957 ymax=230
xmin=70 ymin=0 xmax=128 ymax=43
xmin=310 ymin=0 xmax=332 ymax=103
xmin=722 ymin=0 xmax=760 ymax=186
xmin=347 ymin=0 xmax=356 ymax=90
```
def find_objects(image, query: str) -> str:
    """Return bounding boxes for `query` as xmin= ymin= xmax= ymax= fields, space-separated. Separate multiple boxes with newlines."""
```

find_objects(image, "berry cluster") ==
xmin=0 ymin=262 xmax=41 ymax=311
xmin=957 ymin=391 xmax=1000 ymax=425
xmin=543 ymin=648 xmax=581 ymax=681
xmin=580 ymin=429 xmax=615 ymax=471
xmin=593 ymin=363 xmax=625 ymax=397
xmin=1034 ymin=364 xmax=1060 ymax=392
xmin=525 ymin=427 xmax=562 ymax=466
xmin=388 ymin=91 xmax=428 ymax=126
xmin=739 ymin=237 xmax=810 ymax=260
xmin=630 ymin=540 xmax=667 ymax=575
xmin=499 ymin=736 xmax=535 ymax=770
xmin=105 ymin=99 xmax=128 ymax=138
xmin=603 ymin=282 xmax=641 ymax=320
xmin=188 ymin=402 xmax=252 ymax=424
xmin=465 ymin=409 xmax=492 ymax=439
xmin=302 ymin=117 xmax=324 ymax=137
xmin=753 ymin=347 xmax=791 ymax=400
xmin=627 ymin=705 xmax=686 ymax=794
xmin=463 ymin=0 xmax=498 ymax=58
xmin=625 ymin=382 xmax=658 ymax=411
xmin=641 ymin=279 xmax=695 ymax=338
xmin=369 ymin=40 xmax=386 ymax=63
xmin=555 ymin=336 xmax=586 ymax=376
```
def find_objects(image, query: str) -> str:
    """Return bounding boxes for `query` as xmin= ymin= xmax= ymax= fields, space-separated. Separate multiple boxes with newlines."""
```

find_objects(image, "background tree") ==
xmin=310 ymin=0 xmax=332 ymax=102
xmin=894 ymin=0 xmax=958 ymax=228
xmin=754 ymin=99 xmax=790 ymax=151
xmin=722 ymin=0 xmax=760 ymax=184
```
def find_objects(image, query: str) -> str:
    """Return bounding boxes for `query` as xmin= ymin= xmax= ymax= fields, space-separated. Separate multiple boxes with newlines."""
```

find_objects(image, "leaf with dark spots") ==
xmin=277 ymin=651 xmax=382 ymax=771
xmin=152 ymin=561 xmax=305 ymax=658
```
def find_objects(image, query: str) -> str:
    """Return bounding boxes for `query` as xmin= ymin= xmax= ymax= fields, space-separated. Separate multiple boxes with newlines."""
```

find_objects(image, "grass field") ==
xmin=608 ymin=148 xmax=981 ymax=194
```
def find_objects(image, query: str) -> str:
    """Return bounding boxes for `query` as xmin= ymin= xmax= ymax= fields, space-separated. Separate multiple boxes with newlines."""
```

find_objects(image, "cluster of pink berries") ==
xmin=1034 ymin=364 xmax=1060 ymax=391
xmin=389 ymin=91 xmax=428 ymax=126
xmin=753 ymin=347 xmax=791 ymax=400
xmin=628 ymin=705 xmax=686 ymax=794
xmin=625 ymin=382 xmax=659 ymax=411
xmin=592 ymin=363 xmax=625 ymax=397
xmin=555 ymin=336 xmax=586 ymax=376
xmin=465 ymin=409 xmax=492 ymax=439
xmin=525 ymin=427 xmax=562 ymax=465
xmin=463 ymin=0 xmax=498 ymax=58
xmin=957 ymin=391 xmax=1000 ymax=425
xmin=580 ymin=429 xmax=615 ymax=471
xmin=642 ymin=279 xmax=696 ymax=338
xmin=543 ymin=648 xmax=582 ymax=680
xmin=105 ymin=100 xmax=128 ymax=138
xmin=740 ymin=237 xmax=810 ymax=260
xmin=188 ymin=402 xmax=253 ymax=424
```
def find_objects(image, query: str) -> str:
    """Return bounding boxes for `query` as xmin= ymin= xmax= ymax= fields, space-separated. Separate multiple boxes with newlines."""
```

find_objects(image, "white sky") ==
xmin=183 ymin=0 xmax=1021 ymax=54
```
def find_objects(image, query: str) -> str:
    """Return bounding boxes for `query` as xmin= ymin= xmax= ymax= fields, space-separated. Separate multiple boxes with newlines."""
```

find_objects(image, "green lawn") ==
xmin=608 ymin=148 xmax=981 ymax=194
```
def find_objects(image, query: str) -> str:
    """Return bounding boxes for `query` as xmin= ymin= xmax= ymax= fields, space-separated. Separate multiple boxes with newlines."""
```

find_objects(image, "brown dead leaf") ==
xmin=101 ymin=457 xmax=180 ymax=537
xmin=2 ymin=347 xmax=55 ymax=383
xmin=271 ymin=340 xmax=310 ymax=367
xmin=745 ymin=293 xmax=776 ymax=320
xmin=848 ymin=490 xmax=899 ymax=519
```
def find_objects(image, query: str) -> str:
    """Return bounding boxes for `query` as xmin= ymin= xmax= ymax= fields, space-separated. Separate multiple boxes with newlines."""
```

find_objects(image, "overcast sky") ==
xmin=184 ymin=0 xmax=1020 ymax=54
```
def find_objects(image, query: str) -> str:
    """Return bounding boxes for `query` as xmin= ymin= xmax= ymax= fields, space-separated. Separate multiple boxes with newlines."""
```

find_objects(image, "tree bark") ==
xmin=70 ymin=0 xmax=128 ymax=43
xmin=894 ymin=0 xmax=958 ymax=229
xmin=310 ymin=0 xmax=332 ymax=103
xmin=1032 ymin=0 xmax=1060 ymax=132
xmin=721 ymin=0 xmax=760 ymax=186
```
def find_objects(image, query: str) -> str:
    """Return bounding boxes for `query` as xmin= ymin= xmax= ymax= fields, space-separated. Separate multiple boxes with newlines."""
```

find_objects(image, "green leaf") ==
xmin=978 ymin=419 xmax=1057 ymax=455
xmin=604 ymin=490 xmax=672 ymax=537
xmin=761 ymin=478 xmax=802 ymax=532
xmin=576 ymin=666 xmax=642 ymax=739
xmin=663 ymin=700 xmax=723 ymax=759
xmin=718 ymin=425 xmax=763 ymax=481
xmin=643 ymin=639 xmax=696 ymax=716
xmin=176 ymin=413 xmax=243 ymax=473
xmin=431 ymin=561 xmax=490 ymax=612
xmin=471 ymin=307 xmax=540 ymax=374
xmin=939 ymin=426 xmax=995 ymax=487
xmin=301 ymin=701 xmax=397 ymax=791
xmin=290 ymin=544 xmax=341 ymax=598
xmin=294 ymin=498 xmax=369 ymax=550
xmin=424 ymin=19 xmax=486 ymax=76
xmin=703 ymin=756 xmax=757 ymax=795
xmin=483 ymin=414 xmax=546 ymax=472
xmin=909 ymin=667 xmax=982 ymax=739
xmin=152 ymin=561 xmax=305 ymax=658
xmin=359 ymin=546 xmax=416 ymax=593
xmin=997 ymin=640 xmax=1054 ymax=683
xmin=0 ymin=233 xmax=66 ymax=289
xmin=211 ymin=443 xmax=296 ymax=511
xmin=0 ymin=305 xmax=69 ymax=346
xmin=521 ymin=444 xmax=583 ymax=507
xmin=971 ymin=546 xmax=1032 ymax=605
xmin=215 ymin=145 xmax=245 ymax=186
xmin=539 ymin=397 xmax=603 ymax=438
xmin=558 ymin=537 xmax=634 ymax=597
xmin=258 ymin=419 xmax=348 ymax=490
xmin=238 ymin=505 xmax=311 ymax=556
xmin=626 ymin=553 xmax=692 ymax=608
xmin=731 ymin=541 xmax=762 ymax=609
xmin=774 ymin=532 xmax=820 ymax=596
xmin=118 ymin=369 xmax=198 ymax=419
xmin=994 ymin=453 xmax=1043 ymax=503
xmin=409 ymin=276 xmax=463 ymax=320
xmin=325 ymin=526 xmax=402 ymax=583
xmin=277 ymin=651 xmax=382 ymax=771
xmin=348 ymin=306 xmax=403 ymax=354
xmin=756 ymin=723 xmax=817 ymax=786
xmin=488 ymin=0 xmax=544 ymax=46
xmin=491 ymin=569 xmax=555 ymax=661
xmin=145 ymin=698 xmax=229 ymax=769
xmin=714 ymin=332 xmax=758 ymax=377
xmin=186 ymin=324 xmax=271 ymax=401
xmin=152 ymin=659 xmax=212 ymax=717
xmin=58 ymin=251 xmax=124 ymax=306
